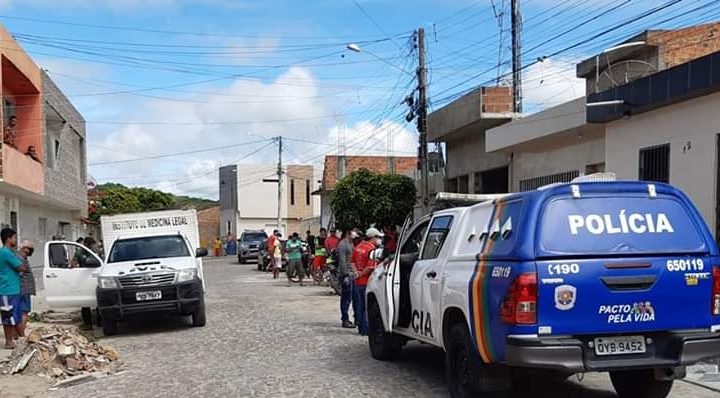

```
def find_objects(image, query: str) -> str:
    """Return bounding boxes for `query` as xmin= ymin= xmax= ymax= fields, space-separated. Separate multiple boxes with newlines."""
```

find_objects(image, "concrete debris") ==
xmin=11 ymin=349 xmax=36 ymax=374
xmin=0 ymin=325 xmax=124 ymax=382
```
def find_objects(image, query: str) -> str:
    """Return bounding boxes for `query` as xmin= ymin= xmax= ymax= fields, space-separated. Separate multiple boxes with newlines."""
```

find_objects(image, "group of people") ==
xmin=265 ymin=225 xmax=398 ymax=336
xmin=335 ymin=226 xmax=397 ymax=336
xmin=2 ymin=115 xmax=40 ymax=163
xmin=0 ymin=228 xmax=36 ymax=349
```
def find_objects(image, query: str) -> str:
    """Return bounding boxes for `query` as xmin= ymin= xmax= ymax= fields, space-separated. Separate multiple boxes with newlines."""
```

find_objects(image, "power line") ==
xmin=0 ymin=14 xmax=410 ymax=40
xmin=351 ymin=0 xmax=404 ymax=51
xmin=89 ymin=138 xmax=273 ymax=166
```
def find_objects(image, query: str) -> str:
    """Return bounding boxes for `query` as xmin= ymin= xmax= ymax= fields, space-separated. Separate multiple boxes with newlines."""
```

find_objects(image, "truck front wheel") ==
xmin=102 ymin=319 xmax=118 ymax=336
xmin=192 ymin=298 xmax=207 ymax=327
xmin=610 ymin=370 xmax=673 ymax=398
xmin=367 ymin=300 xmax=402 ymax=360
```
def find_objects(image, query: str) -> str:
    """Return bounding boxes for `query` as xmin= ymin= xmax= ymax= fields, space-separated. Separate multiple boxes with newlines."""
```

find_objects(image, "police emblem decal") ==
xmin=554 ymin=285 xmax=577 ymax=311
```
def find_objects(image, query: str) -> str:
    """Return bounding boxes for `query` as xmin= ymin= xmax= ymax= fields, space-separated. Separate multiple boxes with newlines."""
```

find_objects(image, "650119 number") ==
xmin=666 ymin=258 xmax=704 ymax=272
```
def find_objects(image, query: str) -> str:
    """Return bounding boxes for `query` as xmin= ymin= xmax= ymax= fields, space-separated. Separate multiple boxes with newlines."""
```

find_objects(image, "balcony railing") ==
xmin=0 ymin=144 xmax=43 ymax=194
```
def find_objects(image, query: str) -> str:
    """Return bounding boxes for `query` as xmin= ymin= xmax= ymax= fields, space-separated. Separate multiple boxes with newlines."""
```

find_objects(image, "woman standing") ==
xmin=16 ymin=240 xmax=35 ymax=335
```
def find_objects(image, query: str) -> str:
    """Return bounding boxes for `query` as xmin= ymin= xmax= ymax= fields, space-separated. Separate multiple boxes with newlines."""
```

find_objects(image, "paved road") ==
xmin=47 ymin=258 xmax=718 ymax=398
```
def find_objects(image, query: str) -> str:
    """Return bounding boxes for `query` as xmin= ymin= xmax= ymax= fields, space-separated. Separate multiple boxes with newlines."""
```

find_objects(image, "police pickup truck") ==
xmin=365 ymin=181 xmax=720 ymax=398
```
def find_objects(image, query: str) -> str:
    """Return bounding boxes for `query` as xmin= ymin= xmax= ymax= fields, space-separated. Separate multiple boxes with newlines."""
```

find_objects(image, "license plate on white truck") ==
xmin=594 ymin=336 xmax=646 ymax=356
xmin=136 ymin=291 xmax=162 ymax=301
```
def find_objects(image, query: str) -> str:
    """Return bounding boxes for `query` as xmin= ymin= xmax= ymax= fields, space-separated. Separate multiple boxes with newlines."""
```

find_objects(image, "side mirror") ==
xmin=85 ymin=256 xmax=102 ymax=268
xmin=196 ymin=248 xmax=209 ymax=258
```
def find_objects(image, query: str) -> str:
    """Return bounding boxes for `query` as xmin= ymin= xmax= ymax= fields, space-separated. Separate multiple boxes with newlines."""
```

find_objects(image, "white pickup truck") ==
xmin=43 ymin=209 xmax=208 ymax=335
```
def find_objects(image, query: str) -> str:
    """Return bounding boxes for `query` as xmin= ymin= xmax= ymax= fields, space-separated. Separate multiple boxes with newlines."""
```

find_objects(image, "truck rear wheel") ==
xmin=192 ymin=298 xmax=207 ymax=327
xmin=367 ymin=300 xmax=402 ymax=360
xmin=610 ymin=370 xmax=673 ymax=398
xmin=102 ymin=319 xmax=118 ymax=336
xmin=446 ymin=324 xmax=508 ymax=397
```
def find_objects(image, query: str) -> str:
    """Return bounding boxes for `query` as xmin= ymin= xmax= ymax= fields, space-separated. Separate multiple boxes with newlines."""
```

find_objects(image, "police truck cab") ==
xmin=365 ymin=180 xmax=720 ymax=398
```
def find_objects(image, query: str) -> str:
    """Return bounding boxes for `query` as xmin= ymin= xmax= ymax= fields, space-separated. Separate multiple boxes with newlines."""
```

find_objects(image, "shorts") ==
xmin=287 ymin=259 xmax=303 ymax=278
xmin=19 ymin=295 xmax=31 ymax=313
xmin=273 ymin=256 xmax=282 ymax=269
xmin=0 ymin=295 xmax=22 ymax=326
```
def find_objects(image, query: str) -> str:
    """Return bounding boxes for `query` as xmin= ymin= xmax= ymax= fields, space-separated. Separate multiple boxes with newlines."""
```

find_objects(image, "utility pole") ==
xmin=511 ymin=0 xmax=522 ymax=113
xmin=416 ymin=27 xmax=429 ymax=214
xmin=276 ymin=135 xmax=283 ymax=235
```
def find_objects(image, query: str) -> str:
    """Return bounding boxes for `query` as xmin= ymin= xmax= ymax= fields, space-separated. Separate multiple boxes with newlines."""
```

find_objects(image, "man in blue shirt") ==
xmin=0 ymin=228 xmax=26 ymax=349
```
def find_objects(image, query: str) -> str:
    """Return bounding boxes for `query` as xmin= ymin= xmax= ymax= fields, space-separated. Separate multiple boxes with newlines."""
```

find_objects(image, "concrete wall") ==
xmin=43 ymin=71 xmax=87 ymax=214
xmin=446 ymin=132 xmax=508 ymax=192
xmin=17 ymin=199 xmax=85 ymax=267
xmin=238 ymin=164 xmax=285 ymax=220
xmin=286 ymin=165 xmax=314 ymax=222
xmin=511 ymin=133 xmax=605 ymax=191
xmin=606 ymin=90 xmax=720 ymax=235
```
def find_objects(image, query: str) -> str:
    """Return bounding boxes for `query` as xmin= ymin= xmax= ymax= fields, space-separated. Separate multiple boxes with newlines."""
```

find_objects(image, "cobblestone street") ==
xmin=39 ymin=257 xmax=719 ymax=398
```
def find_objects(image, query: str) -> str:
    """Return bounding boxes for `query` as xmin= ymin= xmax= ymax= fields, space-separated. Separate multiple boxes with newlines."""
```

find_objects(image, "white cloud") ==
xmin=87 ymin=66 xmax=415 ymax=199
xmin=522 ymin=58 xmax=585 ymax=112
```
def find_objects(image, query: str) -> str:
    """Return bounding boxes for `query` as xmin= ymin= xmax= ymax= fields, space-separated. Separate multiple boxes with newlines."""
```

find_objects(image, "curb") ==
xmin=680 ymin=378 xmax=720 ymax=393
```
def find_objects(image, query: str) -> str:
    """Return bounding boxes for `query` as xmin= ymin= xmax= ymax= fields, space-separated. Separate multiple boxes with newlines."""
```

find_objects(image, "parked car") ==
xmin=237 ymin=230 xmax=268 ymax=264
xmin=366 ymin=180 xmax=720 ymax=398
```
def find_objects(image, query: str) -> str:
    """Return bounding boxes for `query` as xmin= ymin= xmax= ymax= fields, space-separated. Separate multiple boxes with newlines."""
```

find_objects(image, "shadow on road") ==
xmin=325 ymin=340 xmax=618 ymax=398
xmin=104 ymin=314 xmax=194 ymax=337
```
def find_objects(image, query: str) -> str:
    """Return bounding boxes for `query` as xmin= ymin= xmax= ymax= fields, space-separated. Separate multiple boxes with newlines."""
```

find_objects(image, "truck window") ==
xmin=242 ymin=233 xmax=267 ymax=242
xmin=539 ymin=195 xmax=707 ymax=256
xmin=108 ymin=235 xmax=191 ymax=263
xmin=400 ymin=221 xmax=430 ymax=256
xmin=48 ymin=243 xmax=101 ymax=268
xmin=421 ymin=215 xmax=454 ymax=260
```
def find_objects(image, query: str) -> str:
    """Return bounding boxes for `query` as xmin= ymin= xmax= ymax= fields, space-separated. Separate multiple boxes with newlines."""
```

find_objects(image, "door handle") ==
xmin=46 ymin=273 xmax=58 ymax=279
xmin=426 ymin=271 xmax=437 ymax=279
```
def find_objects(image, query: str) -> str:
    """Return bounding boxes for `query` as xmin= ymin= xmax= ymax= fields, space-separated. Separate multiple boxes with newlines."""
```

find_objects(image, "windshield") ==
xmin=538 ymin=195 xmax=707 ymax=256
xmin=108 ymin=235 xmax=190 ymax=263
xmin=241 ymin=233 xmax=267 ymax=242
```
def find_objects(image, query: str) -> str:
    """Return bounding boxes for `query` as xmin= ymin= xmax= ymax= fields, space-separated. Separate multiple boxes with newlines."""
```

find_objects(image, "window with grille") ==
xmin=519 ymin=170 xmax=580 ymax=192
xmin=39 ymin=218 xmax=48 ymax=238
xmin=639 ymin=144 xmax=670 ymax=183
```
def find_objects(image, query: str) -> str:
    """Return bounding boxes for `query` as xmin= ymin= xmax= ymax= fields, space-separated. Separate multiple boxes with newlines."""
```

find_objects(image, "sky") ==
xmin=0 ymin=0 xmax=717 ymax=199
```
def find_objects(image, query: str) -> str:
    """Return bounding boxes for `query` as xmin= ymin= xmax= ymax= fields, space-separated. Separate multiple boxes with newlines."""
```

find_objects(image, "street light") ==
xmin=345 ymin=42 xmax=412 ymax=75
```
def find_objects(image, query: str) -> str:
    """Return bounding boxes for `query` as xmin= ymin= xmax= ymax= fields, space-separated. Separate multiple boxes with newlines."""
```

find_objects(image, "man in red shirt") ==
xmin=325 ymin=228 xmax=340 ymax=253
xmin=265 ymin=230 xmax=278 ymax=272
xmin=352 ymin=227 xmax=382 ymax=336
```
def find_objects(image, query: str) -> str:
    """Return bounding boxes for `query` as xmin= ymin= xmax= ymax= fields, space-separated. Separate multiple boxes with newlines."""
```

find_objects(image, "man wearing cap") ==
xmin=16 ymin=240 xmax=36 ymax=333
xmin=352 ymin=227 xmax=383 ymax=336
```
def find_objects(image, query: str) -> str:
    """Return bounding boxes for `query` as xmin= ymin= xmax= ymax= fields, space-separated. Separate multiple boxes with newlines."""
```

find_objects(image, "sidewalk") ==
xmin=685 ymin=363 xmax=720 ymax=392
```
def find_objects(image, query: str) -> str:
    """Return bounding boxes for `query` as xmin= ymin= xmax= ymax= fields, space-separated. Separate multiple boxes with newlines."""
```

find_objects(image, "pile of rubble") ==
xmin=0 ymin=325 xmax=124 ymax=387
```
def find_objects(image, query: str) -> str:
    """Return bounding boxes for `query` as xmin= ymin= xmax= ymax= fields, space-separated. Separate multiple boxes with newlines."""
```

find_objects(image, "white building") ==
xmin=219 ymin=164 xmax=320 ymax=238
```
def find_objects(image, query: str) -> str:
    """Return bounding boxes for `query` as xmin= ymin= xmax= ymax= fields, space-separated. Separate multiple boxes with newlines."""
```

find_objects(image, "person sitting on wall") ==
xmin=25 ymin=146 xmax=40 ymax=162
xmin=3 ymin=116 xmax=18 ymax=149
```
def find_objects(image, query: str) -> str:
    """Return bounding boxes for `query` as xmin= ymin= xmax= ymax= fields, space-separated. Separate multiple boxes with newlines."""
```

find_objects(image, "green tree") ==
xmin=330 ymin=169 xmax=416 ymax=231
xmin=89 ymin=184 xmax=177 ymax=221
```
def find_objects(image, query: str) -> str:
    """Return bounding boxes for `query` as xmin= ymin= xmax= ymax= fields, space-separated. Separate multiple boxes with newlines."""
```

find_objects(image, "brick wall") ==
xmin=649 ymin=22 xmax=720 ymax=68
xmin=322 ymin=155 xmax=418 ymax=190
xmin=480 ymin=86 xmax=513 ymax=113
xmin=42 ymin=71 xmax=87 ymax=215
xmin=198 ymin=205 xmax=220 ymax=250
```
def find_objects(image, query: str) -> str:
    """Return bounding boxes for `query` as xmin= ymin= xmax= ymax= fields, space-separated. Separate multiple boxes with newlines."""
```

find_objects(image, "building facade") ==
xmin=0 ymin=25 xmax=87 ymax=261
xmin=219 ymin=164 xmax=319 ymax=238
